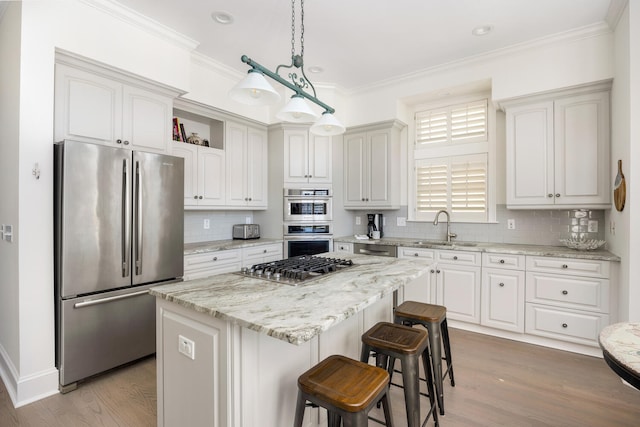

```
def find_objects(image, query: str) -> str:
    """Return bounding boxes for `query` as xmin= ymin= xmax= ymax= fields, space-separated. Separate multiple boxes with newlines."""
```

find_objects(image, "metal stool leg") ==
xmin=442 ymin=318 xmax=455 ymax=386
xmin=293 ymin=391 xmax=306 ymax=427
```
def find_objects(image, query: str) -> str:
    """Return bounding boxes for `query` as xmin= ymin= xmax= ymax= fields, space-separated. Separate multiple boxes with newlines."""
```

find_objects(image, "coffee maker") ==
xmin=367 ymin=213 xmax=383 ymax=238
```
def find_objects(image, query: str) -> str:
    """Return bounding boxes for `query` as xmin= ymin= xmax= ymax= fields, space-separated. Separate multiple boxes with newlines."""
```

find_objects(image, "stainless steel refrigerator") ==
xmin=54 ymin=140 xmax=184 ymax=391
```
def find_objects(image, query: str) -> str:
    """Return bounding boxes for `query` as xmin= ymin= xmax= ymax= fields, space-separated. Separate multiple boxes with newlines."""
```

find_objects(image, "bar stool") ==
xmin=361 ymin=322 xmax=438 ymax=427
xmin=293 ymin=354 xmax=394 ymax=427
xmin=394 ymin=301 xmax=455 ymax=416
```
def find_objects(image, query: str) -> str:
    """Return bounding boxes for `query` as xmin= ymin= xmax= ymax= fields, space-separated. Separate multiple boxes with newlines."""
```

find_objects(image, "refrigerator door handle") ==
xmin=122 ymin=158 xmax=131 ymax=278
xmin=73 ymin=289 xmax=150 ymax=308
xmin=135 ymin=161 xmax=143 ymax=275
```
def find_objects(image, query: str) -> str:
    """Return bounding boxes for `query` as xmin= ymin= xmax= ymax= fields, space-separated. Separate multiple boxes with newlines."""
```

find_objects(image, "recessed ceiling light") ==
xmin=472 ymin=25 xmax=493 ymax=36
xmin=308 ymin=66 xmax=324 ymax=74
xmin=212 ymin=11 xmax=234 ymax=25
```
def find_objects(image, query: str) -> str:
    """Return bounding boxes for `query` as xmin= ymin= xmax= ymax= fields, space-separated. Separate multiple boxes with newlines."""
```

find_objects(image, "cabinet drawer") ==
xmin=482 ymin=253 xmax=525 ymax=270
xmin=397 ymin=246 xmax=436 ymax=261
xmin=437 ymin=249 xmax=481 ymax=266
xmin=185 ymin=249 xmax=241 ymax=272
xmin=526 ymin=272 xmax=609 ymax=313
xmin=526 ymin=256 xmax=610 ymax=278
xmin=243 ymin=244 xmax=282 ymax=259
xmin=525 ymin=303 xmax=609 ymax=346
xmin=334 ymin=242 xmax=353 ymax=253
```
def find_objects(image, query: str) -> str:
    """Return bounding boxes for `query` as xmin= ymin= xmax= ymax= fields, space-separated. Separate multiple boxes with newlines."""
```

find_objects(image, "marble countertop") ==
xmin=334 ymin=236 xmax=621 ymax=262
xmin=184 ymin=238 xmax=284 ymax=255
xmin=150 ymin=252 xmax=431 ymax=345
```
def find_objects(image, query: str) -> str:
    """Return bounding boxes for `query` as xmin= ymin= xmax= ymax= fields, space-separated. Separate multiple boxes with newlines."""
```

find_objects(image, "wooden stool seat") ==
xmin=395 ymin=300 xmax=446 ymax=323
xmin=394 ymin=301 xmax=455 ymax=417
xmin=294 ymin=355 xmax=394 ymax=426
xmin=361 ymin=322 xmax=438 ymax=427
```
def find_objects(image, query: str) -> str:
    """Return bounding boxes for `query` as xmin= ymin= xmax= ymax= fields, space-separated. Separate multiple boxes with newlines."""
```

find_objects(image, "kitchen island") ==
xmin=150 ymin=252 xmax=432 ymax=427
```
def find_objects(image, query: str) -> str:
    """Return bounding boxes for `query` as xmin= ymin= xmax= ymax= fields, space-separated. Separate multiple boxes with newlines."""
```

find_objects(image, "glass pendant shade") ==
xmin=229 ymin=70 xmax=281 ymax=106
xmin=310 ymin=112 xmax=345 ymax=136
xmin=276 ymin=95 xmax=319 ymax=123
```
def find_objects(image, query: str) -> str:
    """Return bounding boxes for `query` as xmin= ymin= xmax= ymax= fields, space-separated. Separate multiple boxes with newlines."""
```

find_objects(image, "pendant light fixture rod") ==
xmin=240 ymin=54 xmax=335 ymax=115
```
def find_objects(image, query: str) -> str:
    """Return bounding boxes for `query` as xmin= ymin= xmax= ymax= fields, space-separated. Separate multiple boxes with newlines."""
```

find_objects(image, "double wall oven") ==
xmin=283 ymin=188 xmax=333 ymax=258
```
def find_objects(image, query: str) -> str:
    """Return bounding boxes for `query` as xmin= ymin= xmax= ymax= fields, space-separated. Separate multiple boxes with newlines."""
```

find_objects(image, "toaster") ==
xmin=233 ymin=224 xmax=260 ymax=240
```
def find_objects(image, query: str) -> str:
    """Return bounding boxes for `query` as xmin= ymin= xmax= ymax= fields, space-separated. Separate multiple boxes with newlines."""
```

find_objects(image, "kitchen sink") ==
xmin=412 ymin=240 xmax=477 ymax=247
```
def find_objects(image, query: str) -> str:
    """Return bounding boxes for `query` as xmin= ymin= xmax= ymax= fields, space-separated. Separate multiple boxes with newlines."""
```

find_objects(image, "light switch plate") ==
xmin=397 ymin=217 xmax=407 ymax=227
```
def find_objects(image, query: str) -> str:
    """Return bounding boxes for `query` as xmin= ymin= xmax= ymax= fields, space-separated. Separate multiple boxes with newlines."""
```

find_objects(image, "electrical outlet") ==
xmin=203 ymin=219 xmax=210 ymax=229
xmin=178 ymin=335 xmax=195 ymax=360
xmin=245 ymin=216 xmax=252 ymax=224
xmin=588 ymin=220 xmax=598 ymax=233
xmin=610 ymin=221 xmax=616 ymax=236
xmin=397 ymin=217 xmax=407 ymax=227
xmin=507 ymin=219 xmax=516 ymax=230
xmin=355 ymin=216 xmax=361 ymax=225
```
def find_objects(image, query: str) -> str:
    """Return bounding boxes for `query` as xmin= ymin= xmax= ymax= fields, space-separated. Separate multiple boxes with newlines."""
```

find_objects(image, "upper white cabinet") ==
xmin=172 ymin=142 xmax=225 ymax=207
xmin=283 ymin=129 xmax=332 ymax=184
xmin=503 ymin=83 xmax=611 ymax=209
xmin=55 ymin=62 xmax=177 ymax=154
xmin=226 ymin=121 xmax=268 ymax=209
xmin=343 ymin=120 xmax=405 ymax=209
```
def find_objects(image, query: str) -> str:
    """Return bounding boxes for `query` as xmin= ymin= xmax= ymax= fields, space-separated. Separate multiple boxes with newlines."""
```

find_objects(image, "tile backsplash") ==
xmin=351 ymin=205 xmax=605 ymax=247
xmin=184 ymin=211 xmax=253 ymax=243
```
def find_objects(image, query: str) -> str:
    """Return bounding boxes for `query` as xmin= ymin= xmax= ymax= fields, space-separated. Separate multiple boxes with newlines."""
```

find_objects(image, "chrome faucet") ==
xmin=433 ymin=210 xmax=457 ymax=243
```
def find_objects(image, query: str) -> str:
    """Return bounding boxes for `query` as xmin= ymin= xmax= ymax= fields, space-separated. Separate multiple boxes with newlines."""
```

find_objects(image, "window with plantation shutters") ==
xmin=416 ymin=100 xmax=487 ymax=147
xmin=411 ymin=96 xmax=493 ymax=223
xmin=415 ymin=154 xmax=487 ymax=222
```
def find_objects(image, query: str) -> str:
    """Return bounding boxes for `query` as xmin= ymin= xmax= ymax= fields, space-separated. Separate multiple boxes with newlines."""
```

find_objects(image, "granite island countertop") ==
xmin=150 ymin=252 xmax=431 ymax=345
xmin=335 ymin=236 xmax=621 ymax=262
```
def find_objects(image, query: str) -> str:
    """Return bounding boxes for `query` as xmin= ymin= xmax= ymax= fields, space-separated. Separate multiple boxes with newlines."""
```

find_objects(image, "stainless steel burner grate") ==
xmin=237 ymin=255 xmax=354 ymax=285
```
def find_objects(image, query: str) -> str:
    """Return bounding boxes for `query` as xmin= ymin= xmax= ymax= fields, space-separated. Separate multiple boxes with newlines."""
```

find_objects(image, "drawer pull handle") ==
xmin=453 ymin=256 xmax=458 ymax=260
xmin=562 ymin=290 xmax=568 ymax=295
xmin=436 ymin=269 xmax=441 ymax=274
xmin=562 ymin=264 xmax=568 ymax=269
xmin=430 ymin=269 xmax=435 ymax=273
xmin=499 ymin=282 xmax=505 ymax=287
xmin=547 ymin=193 xmax=553 ymax=198
xmin=555 ymin=193 xmax=561 ymax=198
xmin=562 ymin=323 xmax=568 ymax=328
xmin=263 ymin=249 xmax=267 ymax=253
xmin=499 ymin=259 xmax=505 ymax=264
xmin=414 ymin=253 xmax=419 ymax=257
xmin=213 ymin=256 xmax=218 ymax=261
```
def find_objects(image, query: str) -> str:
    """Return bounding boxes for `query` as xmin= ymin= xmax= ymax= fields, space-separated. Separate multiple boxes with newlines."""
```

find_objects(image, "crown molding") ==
xmin=346 ymin=21 xmax=613 ymax=96
xmin=79 ymin=0 xmax=199 ymax=51
xmin=606 ymin=0 xmax=628 ymax=30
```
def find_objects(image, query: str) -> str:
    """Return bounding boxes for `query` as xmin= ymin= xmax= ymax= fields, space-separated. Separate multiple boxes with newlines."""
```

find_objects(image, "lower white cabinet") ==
xmin=525 ymin=256 xmax=612 ymax=346
xmin=481 ymin=253 xmax=526 ymax=333
xmin=183 ymin=249 xmax=242 ymax=280
xmin=241 ymin=243 xmax=283 ymax=269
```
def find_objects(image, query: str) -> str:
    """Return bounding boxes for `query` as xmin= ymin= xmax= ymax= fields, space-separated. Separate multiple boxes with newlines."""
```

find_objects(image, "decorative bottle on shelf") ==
xmin=187 ymin=132 xmax=203 ymax=145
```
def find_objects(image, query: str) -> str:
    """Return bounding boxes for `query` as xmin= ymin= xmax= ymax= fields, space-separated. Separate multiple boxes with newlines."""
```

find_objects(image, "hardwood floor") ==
xmin=2 ymin=329 xmax=639 ymax=426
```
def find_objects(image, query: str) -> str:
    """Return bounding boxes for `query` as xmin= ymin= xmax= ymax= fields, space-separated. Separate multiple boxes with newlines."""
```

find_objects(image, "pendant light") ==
xmin=229 ymin=70 xmax=280 ymax=106
xmin=230 ymin=0 xmax=345 ymax=135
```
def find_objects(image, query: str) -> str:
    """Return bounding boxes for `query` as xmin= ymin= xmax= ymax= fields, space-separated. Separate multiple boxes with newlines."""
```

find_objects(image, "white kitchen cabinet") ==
xmin=172 ymin=142 xmax=225 ymax=208
xmin=481 ymin=253 xmax=526 ymax=333
xmin=397 ymin=247 xmax=436 ymax=304
xmin=334 ymin=242 xmax=353 ymax=253
xmin=343 ymin=120 xmax=405 ymax=209
xmin=525 ymin=256 xmax=612 ymax=346
xmin=284 ymin=128 xmax=332 ymax=184
xmin=55 ymin=62 xmax=176 ymax=154
xmin=183 ymin=249 xmax=242 ymax=280
xmin=435 ymin=250 xmax=482 ymax=324
xmin=241 ymin=243 xmax=283 ymax=268
xmin=226 ymin=121 xmax=268 ymax=209
xmin=504 ymin=84 xmax=610 ymax=209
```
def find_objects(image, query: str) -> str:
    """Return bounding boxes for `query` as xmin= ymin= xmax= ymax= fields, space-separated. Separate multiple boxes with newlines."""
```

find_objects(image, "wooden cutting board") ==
xmin=614 ymin=159 xmax=626 ymax=212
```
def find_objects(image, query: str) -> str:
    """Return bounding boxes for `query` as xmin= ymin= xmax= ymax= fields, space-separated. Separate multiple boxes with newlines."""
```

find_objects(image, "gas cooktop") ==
xmin=237 ymin=255 xmax=354 ymax=285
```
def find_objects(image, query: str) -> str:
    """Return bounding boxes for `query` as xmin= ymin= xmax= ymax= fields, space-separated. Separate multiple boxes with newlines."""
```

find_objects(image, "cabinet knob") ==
xmin=249 ymin=198 xmax=252 ymax=201
xmin=263 ymin=249 xmax=267 ymax=253
xmin=116 ymin=139 xmax=122 ymax=144
xmin=199 ymin=196 xmax=203 ymax=199
xmin=499 ymin=282 xmax=505 ymax=287
xmin=309 ymin=175 xmax=312 ymax=178
xmin=562 ymin=290 xmax=568 ymax=295
xmin=547 ymin=194 xmax=553 ymax=198
xmin=453 ymin=256 xmax=458 ymax=260
xmin=362 ymin=198 xmax=366 ymax=202
xmin=499 ymin=259 xmax=505 ymax=264
xmin=430 ymin=269 xmax=435 ymax=273
xmin=213 ymin=257 xmax=218 ymax=261
xmin=436 ymin=269 xmax=441 ymax=274
xmin=193 ymin=196 xmax=198 ymax=199
xmin=562 ymin=264 xmax=568 ymax=269
xmin=562 ymin=323 xmax=568 ymax=328
xmin=555 ymin=193 xmax=560 ymax=198
xmin=123 ymin=140 xmax=130 ymax=145
xmin=414 ymin=253 xmax=419 ymax=257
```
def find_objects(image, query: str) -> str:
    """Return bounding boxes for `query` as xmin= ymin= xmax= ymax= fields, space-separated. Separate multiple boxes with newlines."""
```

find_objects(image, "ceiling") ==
xmin=114 ymin=0 xmax=617 ymax=92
